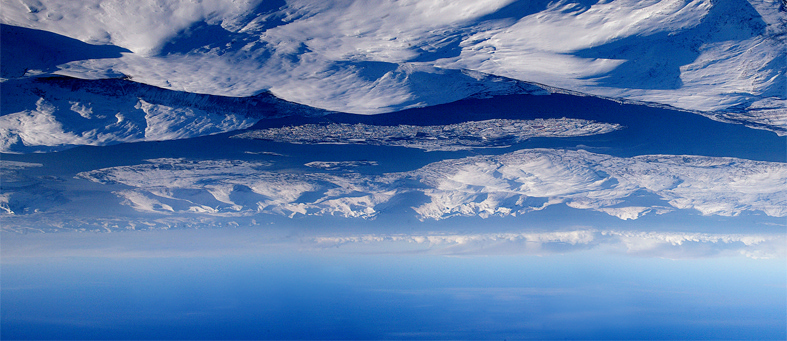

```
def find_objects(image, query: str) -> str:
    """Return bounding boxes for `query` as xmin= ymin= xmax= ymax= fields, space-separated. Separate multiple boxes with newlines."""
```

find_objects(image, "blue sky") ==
xmin=2 ymin=227 xmax=785 ymax=340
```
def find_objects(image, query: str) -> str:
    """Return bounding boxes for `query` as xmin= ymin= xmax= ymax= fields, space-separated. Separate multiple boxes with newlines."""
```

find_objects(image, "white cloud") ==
xmin=3 ymin=226 xmax=782 ymax=260
xmin=310 ymin=229 xmax=786 ymax=258
xmin=602 ymin=230 xmax=786 ymax=259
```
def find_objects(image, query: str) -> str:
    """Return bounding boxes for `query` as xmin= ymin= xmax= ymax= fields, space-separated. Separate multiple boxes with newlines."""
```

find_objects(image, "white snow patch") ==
xmin=305 ymin=161 xmax=379 ymax=170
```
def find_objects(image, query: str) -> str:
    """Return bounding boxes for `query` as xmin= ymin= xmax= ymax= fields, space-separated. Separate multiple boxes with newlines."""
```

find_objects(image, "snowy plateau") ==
xmin=0 ymin=0 xmax=785 ymax=235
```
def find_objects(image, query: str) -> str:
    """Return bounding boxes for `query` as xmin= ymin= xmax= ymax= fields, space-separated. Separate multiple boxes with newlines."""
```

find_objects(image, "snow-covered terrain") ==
xmin=413 ymin=150 xmax=787 ymax=220
xmin=0 ymin=0 xmax=784 ymax=235
xmin=0 ymin=160 xmax=69 ymax=220
xmin=235 ymin=118 xmax=622 ymax=151
xmin=66 ymin=150 xmax=785 ymax=222
xmin=1 ymin=0 xmax=784 ymax=134
xmin=0 ymin=77 xmax=323 ymax=153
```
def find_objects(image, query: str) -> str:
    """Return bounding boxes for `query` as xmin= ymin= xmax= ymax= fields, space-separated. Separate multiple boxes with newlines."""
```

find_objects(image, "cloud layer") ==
xmin=2 ymin=226 xmax=783 ymax=260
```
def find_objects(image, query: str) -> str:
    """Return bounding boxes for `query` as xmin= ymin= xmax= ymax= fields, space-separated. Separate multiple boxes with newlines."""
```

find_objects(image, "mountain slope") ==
xmin=1 ymin=0 xmax=783 ymax=132
xmin=0 ymin=76 xmax=326 ymax=153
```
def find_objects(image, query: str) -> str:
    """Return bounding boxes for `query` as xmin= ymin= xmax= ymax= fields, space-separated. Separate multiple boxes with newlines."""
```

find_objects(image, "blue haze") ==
xmin=2 ymin=241 xmax=785 ymax=340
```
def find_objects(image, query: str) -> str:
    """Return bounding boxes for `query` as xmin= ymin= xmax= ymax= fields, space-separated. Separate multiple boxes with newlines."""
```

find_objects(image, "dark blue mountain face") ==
xmin=3 ymin=82 xmax=784 ymax=174
xmin=158 ymin=0 xmax=290 ymax=57
xmin=250 ymin=92 xmax=787 ymax=162
xmin=0 ymin=24 xmax=130 ymax=78
xmin=1 ymin=76 xmax=327 ymax=120
xmin=477 ymin=0 xmax=602 ymax=22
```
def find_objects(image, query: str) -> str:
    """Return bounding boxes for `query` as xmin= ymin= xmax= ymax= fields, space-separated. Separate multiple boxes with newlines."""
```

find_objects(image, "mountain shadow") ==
xmin=572 ymin=0 xmax=767 ymax=90
xmin=0 ymin=24 xmax=130 ymax=78
xmin=158 ymin=0 xmax=287 ymax=56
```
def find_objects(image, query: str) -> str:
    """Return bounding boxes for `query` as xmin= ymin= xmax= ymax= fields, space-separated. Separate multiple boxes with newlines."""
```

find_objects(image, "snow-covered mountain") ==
xmin=69 ymin=150 xmax=785 ymax=221
xmin=3 ymin=147 xmax=784 ymax=230
xmin=1 ymin=0 xmax=785 ymax=138
xmin=0 ymin=0 xmax=785 ymax=235
xmin=0 ymin=76 xmax=329 ymax=153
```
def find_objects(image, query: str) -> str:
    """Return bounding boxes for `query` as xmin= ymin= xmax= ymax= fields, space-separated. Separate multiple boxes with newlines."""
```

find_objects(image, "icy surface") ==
xmin=234 ymin=118 xmax=622 ymax=151
xmin=71 ymin=150 xmax=787 ymax=222
xmin=1 ymin=0 xmax=783 ymax=131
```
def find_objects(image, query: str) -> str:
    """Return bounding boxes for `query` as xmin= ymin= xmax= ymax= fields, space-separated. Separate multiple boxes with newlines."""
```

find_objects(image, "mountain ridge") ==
xmin=1 ymin=0 xmax=783 ymax=137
